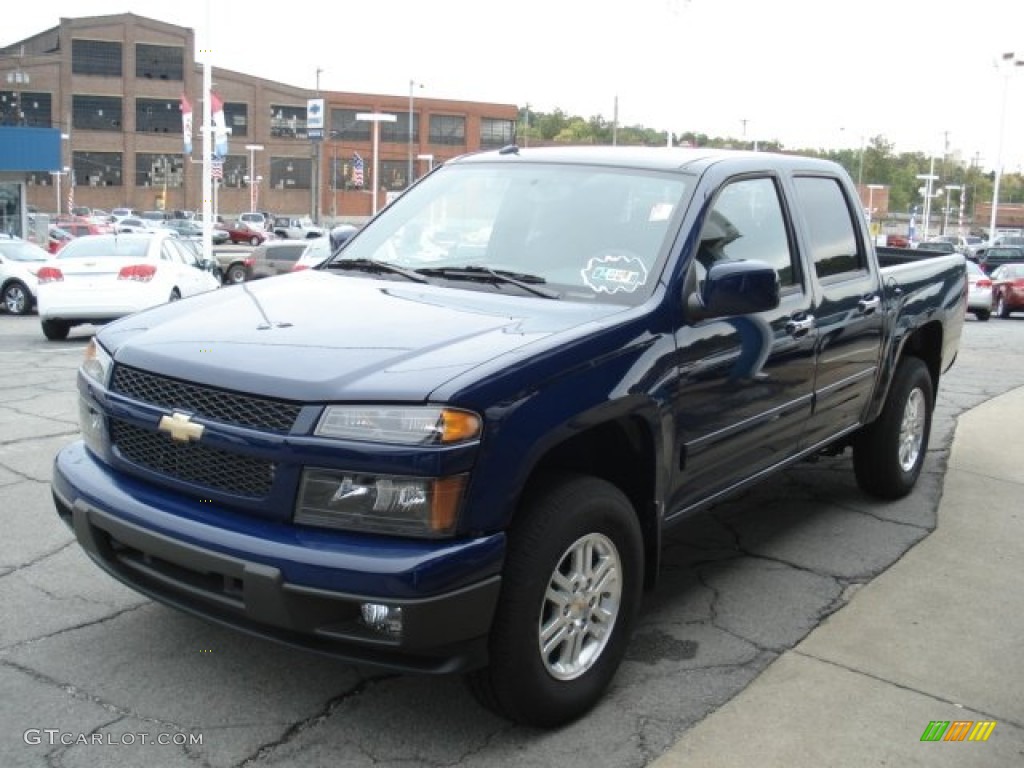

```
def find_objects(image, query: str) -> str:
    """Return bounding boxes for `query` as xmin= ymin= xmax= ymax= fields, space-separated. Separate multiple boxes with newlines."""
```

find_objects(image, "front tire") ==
xmin=467 ymin=473 xmax=643 ymax=727
xmin=41 ymin=319 xmax=70 ymax=341
xmin=225 ymin=264 xmax=248 ymax=284
xmin=853 ymin=357 xmax=933 ymax=499
xmin=249 ymin=235 xmax=261 ymax=246
xmin=974 ymin=308 xmax=991 ymax=322
xmin=3 ymin=280 xmax=32 ymax=315
xmin=996 ymin=294 xmax=1010 ymax=318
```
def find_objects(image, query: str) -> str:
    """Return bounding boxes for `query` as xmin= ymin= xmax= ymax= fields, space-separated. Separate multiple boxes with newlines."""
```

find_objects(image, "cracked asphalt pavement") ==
xmin=2 ymin=312 xmax=1021 ymax=767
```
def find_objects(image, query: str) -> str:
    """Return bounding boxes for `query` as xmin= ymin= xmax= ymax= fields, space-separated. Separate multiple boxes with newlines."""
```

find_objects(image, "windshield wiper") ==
xmin=416 ymin=266 xmax=560 ymax=299
xmin=325 ymin=258 xmax=430 ymax=283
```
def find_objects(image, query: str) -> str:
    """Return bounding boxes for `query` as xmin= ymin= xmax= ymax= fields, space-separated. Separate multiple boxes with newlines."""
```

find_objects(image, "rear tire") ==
xmin=169 ymin=288 xmax=181 ymax=302
xmin=249 ymin=235 xmax=261 ymax=246
xmin=996 ymin=294 xmax=1010 ymax=318
xmin=467 ymin=473 xmax=643 ymax=727
xmin=853 ymin=357 xmax=933 ymax=499
xmin=41 ymin=319 xmax=70 ymax=341
xmin=3 ymin=280 xmax=32 ymax=315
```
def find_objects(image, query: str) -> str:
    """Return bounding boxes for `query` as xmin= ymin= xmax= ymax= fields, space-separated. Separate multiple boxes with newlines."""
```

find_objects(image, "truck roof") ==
xmin=452 ymin=145 xmax=845 ymax=176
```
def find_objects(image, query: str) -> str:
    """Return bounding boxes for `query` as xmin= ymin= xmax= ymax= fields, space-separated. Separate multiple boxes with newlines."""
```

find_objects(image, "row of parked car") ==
xmin=0 ymin=223 xmax=359 ymax=339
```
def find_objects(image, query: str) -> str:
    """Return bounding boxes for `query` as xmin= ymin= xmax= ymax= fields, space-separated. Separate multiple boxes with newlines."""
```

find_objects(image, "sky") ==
xmin=6 ymin=0 xmax=1024 ymax=173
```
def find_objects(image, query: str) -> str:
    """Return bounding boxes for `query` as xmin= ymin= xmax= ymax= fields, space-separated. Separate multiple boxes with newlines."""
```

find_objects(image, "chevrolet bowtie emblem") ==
xmin=158 ymin=412 xmax=205 ymax=442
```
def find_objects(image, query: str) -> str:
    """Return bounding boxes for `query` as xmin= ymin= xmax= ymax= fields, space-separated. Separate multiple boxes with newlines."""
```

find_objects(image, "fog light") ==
xmin=361 ymin=603 xmax=403 ymax=637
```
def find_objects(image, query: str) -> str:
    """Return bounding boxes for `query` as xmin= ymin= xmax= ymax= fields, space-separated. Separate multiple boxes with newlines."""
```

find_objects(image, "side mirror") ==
xmin=688 ymin=259 xmax=780 ymax=321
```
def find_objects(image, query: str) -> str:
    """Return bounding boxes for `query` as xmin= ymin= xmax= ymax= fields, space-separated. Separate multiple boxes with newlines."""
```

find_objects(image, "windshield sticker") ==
xmin=649 ymin=202 xmax=674 ymax=221
xmin=581 ymin=254 xmax=649 ymax=294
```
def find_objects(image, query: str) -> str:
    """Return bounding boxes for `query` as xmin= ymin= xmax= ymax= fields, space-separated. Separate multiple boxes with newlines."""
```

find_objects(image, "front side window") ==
xmin=792 ymin=176 xmax=864 ymax=279
xmin=696 ymin=177 xmax=799 ymax=288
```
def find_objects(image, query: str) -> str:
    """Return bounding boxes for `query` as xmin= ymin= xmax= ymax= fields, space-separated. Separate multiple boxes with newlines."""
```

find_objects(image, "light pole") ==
xmin=408 ymin=80 xmax=423 ymax=189
xmin=989 ymin=52 xmax=1024 ymax=243
xmin=941 ymin=185 xmax=962 ymax=235
xmin=916 ymin=157 xmax=940 ymax=242
xmin=357 ymin=112 xmax=397 ymax=216
xmin=244 ymin=144 xmax=264 ymax=212
xmin=417 ymin=154 xmax=435 ymax=174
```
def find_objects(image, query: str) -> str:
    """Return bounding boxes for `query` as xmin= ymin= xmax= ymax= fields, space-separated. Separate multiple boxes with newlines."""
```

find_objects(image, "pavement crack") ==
xmin=792 ymin=649 xmax=1024 ymax=731
xmin=235 ymin=674 xmax=399 ymax=767
xmin=0 ymin=540 xmax=75 ymax=579
xmin=1 ymin=602 xmax=148 ymax=653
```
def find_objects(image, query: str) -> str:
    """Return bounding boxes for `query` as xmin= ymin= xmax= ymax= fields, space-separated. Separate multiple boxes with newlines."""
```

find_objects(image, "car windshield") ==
xmin=0 ymin=242 xmax=49 ymax=261
xmin=333 ymin=162 xmax=692 ymax=304
xmin=58 ymin=236 xmax=151 ymax=259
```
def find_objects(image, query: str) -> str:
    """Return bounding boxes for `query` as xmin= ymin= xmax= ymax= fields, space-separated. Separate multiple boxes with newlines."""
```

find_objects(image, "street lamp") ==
xmin=244 ymin=144 xmax=264 ymax=213
xmin=408 ymin=80 xmax=424 ymax=189
xmin=50 ymin=167 xmax=69 ymax=216
xmin=357 ymin=112 xmax=397 ymax=216
xmin=941 ymin=185 xmax=962 ymax=235
xmin=989 ymin=52 xmax=1024 ymax=244
xmin=916 ymin=157 xmax=940 ymax=242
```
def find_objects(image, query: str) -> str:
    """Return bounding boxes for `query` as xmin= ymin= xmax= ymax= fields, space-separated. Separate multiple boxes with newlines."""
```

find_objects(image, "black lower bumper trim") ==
xmin=57 ymin=491 xmax=499 ymax=675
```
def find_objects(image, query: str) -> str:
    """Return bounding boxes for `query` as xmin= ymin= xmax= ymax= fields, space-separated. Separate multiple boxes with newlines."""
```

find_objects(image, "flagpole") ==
xmin=200 ymin=4 xmax=213 ymax=264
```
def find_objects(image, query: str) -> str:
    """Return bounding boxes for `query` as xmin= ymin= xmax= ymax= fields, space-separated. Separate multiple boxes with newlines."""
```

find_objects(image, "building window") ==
xmin=135 ymin=44 xmax=184 ymax=81
xmin=381 ymin=112 xmax=415 ymax=143
xmin=220 ymin=155 xmax=247 ymax=188
xmin=329 ymin=108 xmax=370 ymax=141
xmin=72 ymin=151 xmax=123 ymax=187
xmin=429 ymin=115 xmax=465 ymax=146
xmin=480 ymin=117 xmax=515 ymax=148
xmin=72 ymin=40 xmax=123 ymax=77
xmin=72 ymin=95 xmax=123 ymax=132
xmin=379 ymin=160 xmax=407 ymax=191
xmin=0 ymin=91 xmax=51 ymax=127
xmin=224 ymin=102 xmax=247 ymax=138
xmin=135 ymin=153 xmax=184 ymax=188
xmin=135 ymin=98 xmax=181 ymax=134
xmin=270 ymin=105 xmax=307 ymax=139
xmin=269 ymin=156 xmax=311 ymax=189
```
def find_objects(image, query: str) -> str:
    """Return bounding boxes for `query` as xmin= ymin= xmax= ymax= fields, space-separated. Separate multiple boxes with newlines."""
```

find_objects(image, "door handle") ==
xmin=858 ymin=295 xmax=881 ymax=315
xmin=785 ymin=315 xmax=815 ymax=338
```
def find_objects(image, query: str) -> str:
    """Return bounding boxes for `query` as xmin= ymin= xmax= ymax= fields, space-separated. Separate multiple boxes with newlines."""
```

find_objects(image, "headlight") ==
xmin=81 ymin=339 xmax=114 ymax=386
xmin=315 ymin=406 xmax=481 ymax=445
xmin=295 ymin=470 xmax=467 ymax=537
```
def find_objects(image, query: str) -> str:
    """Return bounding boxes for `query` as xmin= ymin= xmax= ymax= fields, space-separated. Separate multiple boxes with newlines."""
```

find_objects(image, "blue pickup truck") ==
xmin=53 ymin=147 xmax=965 ymax=727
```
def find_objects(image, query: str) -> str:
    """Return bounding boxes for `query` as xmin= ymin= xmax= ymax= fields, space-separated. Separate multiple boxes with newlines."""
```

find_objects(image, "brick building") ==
xmin=1 ymin=13 xmax=518 ymax=222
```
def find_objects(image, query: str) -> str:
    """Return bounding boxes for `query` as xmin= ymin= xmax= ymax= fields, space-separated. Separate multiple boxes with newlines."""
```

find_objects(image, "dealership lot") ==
xmin=1 ymin=312 xmax=1022 ymax=767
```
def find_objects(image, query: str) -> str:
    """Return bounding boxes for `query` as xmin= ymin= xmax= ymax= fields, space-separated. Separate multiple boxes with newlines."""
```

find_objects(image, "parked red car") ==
xmin=223 ymin=220 xmax=271 ymax=246
xmin=991 ymin=263 xmax=1024 ymax=318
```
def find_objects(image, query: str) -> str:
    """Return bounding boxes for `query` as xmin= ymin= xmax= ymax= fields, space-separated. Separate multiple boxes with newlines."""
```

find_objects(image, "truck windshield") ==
xmin=334 ymin=163 xmax=692 ymax=304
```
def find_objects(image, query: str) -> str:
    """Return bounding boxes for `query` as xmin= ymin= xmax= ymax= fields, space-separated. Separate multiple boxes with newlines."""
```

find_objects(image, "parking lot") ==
xmin=1 ymin=311 xmax=1021 ymax=768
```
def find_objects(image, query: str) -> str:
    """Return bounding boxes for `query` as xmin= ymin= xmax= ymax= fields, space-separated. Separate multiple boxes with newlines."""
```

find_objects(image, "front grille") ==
xmin=110 ymin=419 xmax=275 ymax=498
xmin=111 ymin=365 xmax=301 ymax=433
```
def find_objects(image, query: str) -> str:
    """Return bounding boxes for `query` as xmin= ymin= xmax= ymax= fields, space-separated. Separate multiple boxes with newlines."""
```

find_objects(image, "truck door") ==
xmin=667 ymin=175 xmax=818 ymax=517
xmin=790 ymin=175 xmax=884 ymax=447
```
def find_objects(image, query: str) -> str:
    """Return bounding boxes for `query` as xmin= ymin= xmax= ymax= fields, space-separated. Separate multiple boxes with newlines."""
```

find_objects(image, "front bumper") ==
xmin=53 ymin=441 xmax=504 ymax=674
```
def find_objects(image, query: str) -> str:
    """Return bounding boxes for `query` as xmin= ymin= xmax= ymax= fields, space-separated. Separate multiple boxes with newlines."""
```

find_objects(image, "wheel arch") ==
xmin=516 ymin=415 xmax=662 ymax=591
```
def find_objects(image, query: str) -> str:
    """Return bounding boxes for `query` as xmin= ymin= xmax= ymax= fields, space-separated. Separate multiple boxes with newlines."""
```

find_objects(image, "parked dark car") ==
xmin=161 ymin=219 xmax=230 ymax=245
xmin=972 ymin=246 xmax=1024 ymax=274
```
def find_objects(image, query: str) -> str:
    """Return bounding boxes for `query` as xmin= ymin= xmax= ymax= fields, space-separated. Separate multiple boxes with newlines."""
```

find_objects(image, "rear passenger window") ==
xmin=793 ymin=176 xmax=864 ymax=278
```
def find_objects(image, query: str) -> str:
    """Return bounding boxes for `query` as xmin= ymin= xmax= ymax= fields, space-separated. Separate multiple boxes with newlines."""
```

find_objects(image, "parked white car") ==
xmin=0 ymin=236 xmax=50 ymax=315
xmin=36 ymin=231 xmax=221 ymax=340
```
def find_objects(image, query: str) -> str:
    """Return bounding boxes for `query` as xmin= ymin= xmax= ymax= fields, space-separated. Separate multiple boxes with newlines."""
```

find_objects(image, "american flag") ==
xmin=351 ymin=152 xmax=364 ymax=188
xmin=211 ymin=159 xmax=223 ymax=180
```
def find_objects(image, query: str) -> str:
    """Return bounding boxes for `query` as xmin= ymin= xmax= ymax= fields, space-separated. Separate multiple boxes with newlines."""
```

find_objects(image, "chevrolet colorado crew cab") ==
xmin=54 ymin=147 xmax=966 ymax=727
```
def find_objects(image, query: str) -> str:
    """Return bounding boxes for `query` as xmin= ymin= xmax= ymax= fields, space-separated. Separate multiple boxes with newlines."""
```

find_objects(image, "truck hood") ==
xmin=99 ymin=271 xmax=627 ymax=402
